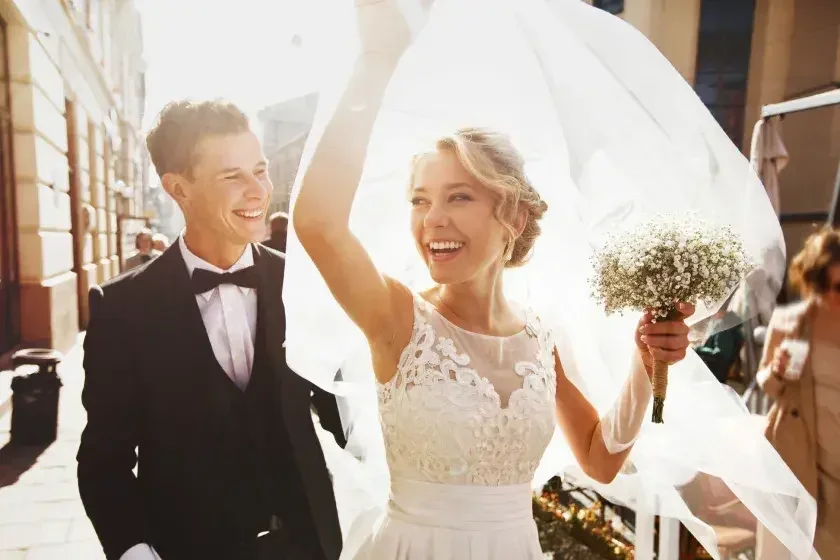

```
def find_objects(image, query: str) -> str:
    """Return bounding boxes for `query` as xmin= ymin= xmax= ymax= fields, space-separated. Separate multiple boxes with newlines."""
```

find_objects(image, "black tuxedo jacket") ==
xmin=77 ymin=243 xmax=345 ymax=559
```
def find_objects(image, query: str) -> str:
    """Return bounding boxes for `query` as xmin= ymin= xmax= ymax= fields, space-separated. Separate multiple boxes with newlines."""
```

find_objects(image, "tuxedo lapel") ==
xmin=137 ymin=245 xmax=240 ymax=491
xmin=253 ymin=244 xmax=289 ymax=397
xmin=150 ymin=245 xmax=239 ymax=438
xmin=253 ymin=245 xmax=342 ymax=557
xmin=155 ymin=245 xmax=218 ymax=364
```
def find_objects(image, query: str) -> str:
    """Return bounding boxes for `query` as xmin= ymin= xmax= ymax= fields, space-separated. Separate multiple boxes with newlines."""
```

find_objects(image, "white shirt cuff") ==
xmin=120 ymin=543 xmax=161 ymax=560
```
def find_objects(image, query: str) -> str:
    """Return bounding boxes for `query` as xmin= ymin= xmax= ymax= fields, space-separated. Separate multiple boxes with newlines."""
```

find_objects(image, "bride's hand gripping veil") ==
xmin=286 ymin=0 xmax=821 ymax=559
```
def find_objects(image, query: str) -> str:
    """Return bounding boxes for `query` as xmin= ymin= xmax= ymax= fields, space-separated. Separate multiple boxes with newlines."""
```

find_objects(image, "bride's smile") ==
xmin=409 ymin=143 xmax=536 ymax=286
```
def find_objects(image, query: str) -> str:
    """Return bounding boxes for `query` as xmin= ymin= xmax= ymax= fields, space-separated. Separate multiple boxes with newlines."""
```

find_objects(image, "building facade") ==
xmin=258 ymin=92 xmax=318 ymax=216
xmin=589 ymin=0 xmax=840 ymax=265
xmin=0 ymin=0 xmax=146 ymax=354
xmin=145 ymin=182 xmax=184 ymax=243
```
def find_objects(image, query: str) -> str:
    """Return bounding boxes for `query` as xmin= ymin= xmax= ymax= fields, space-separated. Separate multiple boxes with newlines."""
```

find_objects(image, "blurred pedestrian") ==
xmin=124 ymin=228 xmax=157 ymax=270
xmin=756 ymin=226 xmax=840 ymax=559
xmin=152 ymin=233 xmax=170 ymax=252
xmin=264 ymin=211 xmax=288 ymax=254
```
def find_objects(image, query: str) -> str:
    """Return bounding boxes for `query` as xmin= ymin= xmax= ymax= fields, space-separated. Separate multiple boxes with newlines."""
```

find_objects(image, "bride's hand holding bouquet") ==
xmin=591 ymin=213 xmax=753 ymax=423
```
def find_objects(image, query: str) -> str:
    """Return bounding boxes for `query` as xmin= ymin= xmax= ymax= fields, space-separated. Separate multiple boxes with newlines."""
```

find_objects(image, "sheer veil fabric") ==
xmin=283 ymin=1 xmax=818 ymax=558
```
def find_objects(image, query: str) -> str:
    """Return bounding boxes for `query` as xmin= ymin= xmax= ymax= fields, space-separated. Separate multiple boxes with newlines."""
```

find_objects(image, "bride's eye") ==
xmin=450 ymin=194 xmax=472 ymax=202
xmin=410 ymin=197 xmax=427 ymax=206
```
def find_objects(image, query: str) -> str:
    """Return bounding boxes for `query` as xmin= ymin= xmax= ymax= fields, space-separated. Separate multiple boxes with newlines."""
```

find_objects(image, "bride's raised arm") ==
xmin=293 ymin=1 xmax=413 ymax=350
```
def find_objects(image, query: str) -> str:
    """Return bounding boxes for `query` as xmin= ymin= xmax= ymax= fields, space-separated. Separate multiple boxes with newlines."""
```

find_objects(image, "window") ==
xmin=693 ymin=0 xmax=755 ymax=147
xmin=593 ymin=0 xmax=624 ymax=15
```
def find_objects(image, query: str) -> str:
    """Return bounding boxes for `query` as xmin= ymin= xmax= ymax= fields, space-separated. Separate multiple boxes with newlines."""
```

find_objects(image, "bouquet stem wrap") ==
xmin=651 ymin=359 xmax=667 ymax=424
xmin=651 ymin=308 xmax=679 ymax=423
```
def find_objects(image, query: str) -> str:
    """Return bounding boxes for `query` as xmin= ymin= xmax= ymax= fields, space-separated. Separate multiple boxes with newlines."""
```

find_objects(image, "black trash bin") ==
xmin=10 ymin=348 xmax=64 ymax=445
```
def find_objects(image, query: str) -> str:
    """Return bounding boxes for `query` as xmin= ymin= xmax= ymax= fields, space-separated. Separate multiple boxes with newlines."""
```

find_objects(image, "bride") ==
xmin=288 ymin=0 xmax=820 ymax=558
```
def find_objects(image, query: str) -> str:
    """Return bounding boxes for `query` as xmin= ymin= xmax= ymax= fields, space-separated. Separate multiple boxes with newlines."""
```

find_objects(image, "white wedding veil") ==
xmin=282 ymin=0 xmax=818 ymax=558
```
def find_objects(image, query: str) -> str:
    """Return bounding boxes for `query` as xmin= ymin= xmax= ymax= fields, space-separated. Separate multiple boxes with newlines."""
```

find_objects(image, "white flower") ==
xmin=589 ymin=213 xmax=753 ymax=317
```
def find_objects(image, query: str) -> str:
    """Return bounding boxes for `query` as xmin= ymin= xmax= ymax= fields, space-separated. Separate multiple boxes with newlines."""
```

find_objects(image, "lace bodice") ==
xmin=377 ymin=296 xmax=557 ymax=486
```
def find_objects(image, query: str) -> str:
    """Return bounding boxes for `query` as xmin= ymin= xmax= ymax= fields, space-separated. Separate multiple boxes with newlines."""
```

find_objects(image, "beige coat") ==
xmin=757 ymin=300 xmax=819 ymax=499
xmin=124 ymin=250 xmax=162 ymax=271
xmin=756 ymin=300 xmax=820 ymax=559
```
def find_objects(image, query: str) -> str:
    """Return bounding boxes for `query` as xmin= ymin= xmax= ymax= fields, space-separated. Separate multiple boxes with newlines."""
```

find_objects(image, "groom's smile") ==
xmin=233 ymin=207 xmax=266 ymax=220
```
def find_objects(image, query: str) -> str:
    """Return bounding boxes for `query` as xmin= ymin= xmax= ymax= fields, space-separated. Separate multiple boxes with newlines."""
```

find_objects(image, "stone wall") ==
xmin=1 ymin=0 xmax=145 ymax=352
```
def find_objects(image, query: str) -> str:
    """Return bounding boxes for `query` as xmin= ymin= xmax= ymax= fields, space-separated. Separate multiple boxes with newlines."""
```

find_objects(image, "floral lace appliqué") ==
xmin=378 ymin=299 xmax=557 ymax=486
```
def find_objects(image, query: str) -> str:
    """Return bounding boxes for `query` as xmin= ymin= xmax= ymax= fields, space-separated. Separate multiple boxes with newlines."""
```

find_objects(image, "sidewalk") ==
xmin=0 ymin=334 xmax=105 ymax=559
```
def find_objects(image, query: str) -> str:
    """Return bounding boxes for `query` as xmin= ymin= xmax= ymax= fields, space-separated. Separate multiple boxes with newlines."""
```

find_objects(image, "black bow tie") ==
xmin=191 ymin=266 xmax=259 ymax=295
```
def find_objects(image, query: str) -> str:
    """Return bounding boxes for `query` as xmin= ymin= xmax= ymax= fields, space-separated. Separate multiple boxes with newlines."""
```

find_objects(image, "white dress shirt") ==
xmin=179 ymin=235 xmax=258 ymax=390
xmin=120 ymin=236 xmax=259 ymax=560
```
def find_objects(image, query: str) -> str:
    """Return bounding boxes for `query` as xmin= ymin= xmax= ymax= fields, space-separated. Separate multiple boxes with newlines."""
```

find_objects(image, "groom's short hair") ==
xmin=146 ymin=99 xmax=250 ymax=180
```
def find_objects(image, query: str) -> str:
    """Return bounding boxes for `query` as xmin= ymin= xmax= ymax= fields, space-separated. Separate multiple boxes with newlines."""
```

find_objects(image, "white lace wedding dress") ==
xmin=337 ymin=295 xmax=557 ymax=559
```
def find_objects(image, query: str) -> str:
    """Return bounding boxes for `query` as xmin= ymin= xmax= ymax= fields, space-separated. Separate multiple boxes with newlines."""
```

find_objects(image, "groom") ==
xmin=77 ymin=100 xmax=345 ymax=560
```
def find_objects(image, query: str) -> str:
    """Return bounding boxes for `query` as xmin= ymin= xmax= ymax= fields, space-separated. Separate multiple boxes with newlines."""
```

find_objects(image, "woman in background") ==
xmin=757 ymin=226 xmax=840 ymax=558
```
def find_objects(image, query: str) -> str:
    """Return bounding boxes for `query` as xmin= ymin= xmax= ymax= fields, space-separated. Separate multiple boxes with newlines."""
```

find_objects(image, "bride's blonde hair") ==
xmin=411 ymin=128 xmax=548 ymax=268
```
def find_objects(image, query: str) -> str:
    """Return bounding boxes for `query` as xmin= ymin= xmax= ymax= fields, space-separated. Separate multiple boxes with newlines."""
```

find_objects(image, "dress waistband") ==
xmin=387 ymin=477 xmax=534 ymax=531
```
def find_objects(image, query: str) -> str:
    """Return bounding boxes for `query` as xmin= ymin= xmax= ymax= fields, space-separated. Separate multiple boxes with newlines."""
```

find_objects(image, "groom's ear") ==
xmin=161 ymin=173 xmax=188 ymax=205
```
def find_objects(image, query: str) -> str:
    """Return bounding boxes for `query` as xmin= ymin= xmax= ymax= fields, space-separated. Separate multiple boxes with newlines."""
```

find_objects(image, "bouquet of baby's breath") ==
xmin=589 ymin=213 xmax=753 ymax=423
